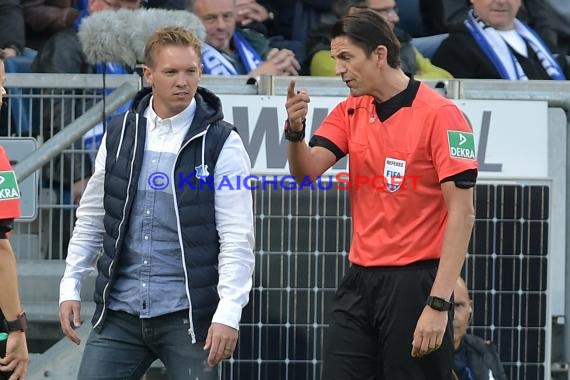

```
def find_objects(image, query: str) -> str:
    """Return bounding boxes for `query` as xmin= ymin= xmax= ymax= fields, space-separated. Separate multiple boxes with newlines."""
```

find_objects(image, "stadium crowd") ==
xmin=0 ymin=0 xmax=569 ymax=80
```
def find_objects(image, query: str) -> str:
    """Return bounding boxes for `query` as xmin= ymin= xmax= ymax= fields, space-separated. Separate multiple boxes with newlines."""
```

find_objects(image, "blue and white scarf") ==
xmin=465 ymin=10 xmax=565 ymax=80
xmin=202 ymin=31 xmax=262 ymax=75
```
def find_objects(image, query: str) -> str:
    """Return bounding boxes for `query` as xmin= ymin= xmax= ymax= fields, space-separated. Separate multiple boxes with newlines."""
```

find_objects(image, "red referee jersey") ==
xmin=0 ymin=145 xmax=21 ymax=219
xmin=313 ymin=82 xmax=477 ymax=267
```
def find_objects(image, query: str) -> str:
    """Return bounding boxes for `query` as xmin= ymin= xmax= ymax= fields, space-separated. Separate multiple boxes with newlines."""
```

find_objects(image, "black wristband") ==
xmin=3 ymin=312 xmax=27 ymax=333
xmin=426 ymin=296 xmax=452 ymax=311
xmin=284 ymin=119 xmax=306 ymax=142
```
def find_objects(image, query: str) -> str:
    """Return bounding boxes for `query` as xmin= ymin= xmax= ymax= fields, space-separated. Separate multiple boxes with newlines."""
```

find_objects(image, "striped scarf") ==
xmin=465 ymin=9 xmax=565 ymax=80
xmin=201 ymin=31 xmax=261 ymax=76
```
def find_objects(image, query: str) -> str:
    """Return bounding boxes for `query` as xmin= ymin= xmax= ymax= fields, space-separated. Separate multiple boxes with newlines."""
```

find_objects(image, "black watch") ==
xmin=284 ymin=120 xmax=306 ymax=142
xmin=4 ymin=312 xmax=28 ymax=333
xmin=426 ymin=296 xmax=452 ymax=312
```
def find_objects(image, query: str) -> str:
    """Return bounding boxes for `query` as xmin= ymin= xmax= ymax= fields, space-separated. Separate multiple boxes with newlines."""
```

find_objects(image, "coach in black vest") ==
xmin=58 ymin=26 xmax=255 ymax=379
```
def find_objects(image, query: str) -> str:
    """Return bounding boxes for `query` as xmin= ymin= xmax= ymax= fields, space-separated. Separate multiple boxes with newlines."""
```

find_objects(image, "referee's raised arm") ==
xmin=285 ymin=80 xmax=336 ymax=183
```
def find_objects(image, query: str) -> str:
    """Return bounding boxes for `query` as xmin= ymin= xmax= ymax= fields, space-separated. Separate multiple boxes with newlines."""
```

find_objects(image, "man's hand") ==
xmin=59 ymin=300 xmax=82 ymax=345
xmin=73 ymin=178 xmax=90 ymax=205
xmin=251 ymin=49 xmax=300 ymax=77
xmin=0 ymin=331 xmax=28 ymax=380
xmin=276 ymin=49 xmax=301 ymax=76
xmin=236 ymin=0 xmax=271 ymax=25
xmin=411 ymin=306 xmax=448 ymax=358
xmin=285 ymin=80 xmax=310 ymax=131
xmin=203 ymin=322 xmax=238 ymax=367
xmin=1 ymin=48 xmax=18 ymax=58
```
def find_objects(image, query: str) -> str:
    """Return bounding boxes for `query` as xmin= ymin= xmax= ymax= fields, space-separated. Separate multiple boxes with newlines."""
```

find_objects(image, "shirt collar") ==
xmin=145 ymin=96 xmax=197 ymax=132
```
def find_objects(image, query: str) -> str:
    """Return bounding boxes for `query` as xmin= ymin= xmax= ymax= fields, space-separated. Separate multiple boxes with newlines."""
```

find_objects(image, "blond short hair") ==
xmin=144 ymin=26 xmax=202 ymax=67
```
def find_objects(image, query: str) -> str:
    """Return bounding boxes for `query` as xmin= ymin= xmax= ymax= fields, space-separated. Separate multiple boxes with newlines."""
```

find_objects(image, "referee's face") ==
xmin=331 ymin=36 xmax=382 ymax=98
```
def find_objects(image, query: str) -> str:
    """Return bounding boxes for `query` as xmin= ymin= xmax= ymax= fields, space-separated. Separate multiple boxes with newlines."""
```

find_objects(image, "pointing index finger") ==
xmin=287 ymin=80 xmax=297 ymax=98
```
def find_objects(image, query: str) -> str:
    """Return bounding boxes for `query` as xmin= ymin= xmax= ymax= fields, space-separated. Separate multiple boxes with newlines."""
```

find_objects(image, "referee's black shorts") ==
xmin=321 ymin=260 xmax=454 ymax=380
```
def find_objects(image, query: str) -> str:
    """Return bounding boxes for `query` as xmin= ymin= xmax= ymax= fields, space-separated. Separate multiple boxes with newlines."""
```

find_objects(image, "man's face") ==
xmin=471 ymin=0 xmax=521 ymax=30
xmin=89 ymin=0 xmax=140 ymax=13
xmin=331 ymin=36 xmax=380 ymax=98
xmin=453 ymin=280 xmax=472 ymax=348
xmin=143 ymin=45 xmax=202 ymax=119
xmin=194 ymin=0 xmax=236 ymax=53
xmin=366 ymin=0 xmax=399 ymax=30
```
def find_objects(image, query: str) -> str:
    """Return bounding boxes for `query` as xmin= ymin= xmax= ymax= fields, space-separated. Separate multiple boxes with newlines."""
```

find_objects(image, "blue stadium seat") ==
xmin=412 ymin=34 xmax=448 ymax=59
xmin=4 ymin=48 xmax=36 ymax=73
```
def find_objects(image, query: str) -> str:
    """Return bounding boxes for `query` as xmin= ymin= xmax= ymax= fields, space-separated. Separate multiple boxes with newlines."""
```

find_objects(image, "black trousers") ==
xmin=321 ymin=260 xmax=454 ymax=380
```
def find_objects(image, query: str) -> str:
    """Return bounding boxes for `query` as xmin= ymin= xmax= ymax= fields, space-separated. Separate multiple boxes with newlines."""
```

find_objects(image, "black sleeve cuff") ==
xmin=309 ymin=135 xmax=346 ymax=162
xmin=441 ymin=169 xmax=478 ymax=188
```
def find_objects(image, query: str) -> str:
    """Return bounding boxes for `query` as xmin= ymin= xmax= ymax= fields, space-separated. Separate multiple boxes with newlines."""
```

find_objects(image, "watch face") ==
xmin=433 ymin=298 xmax=445 ymax=308
xmin=428 ymin=296 xmax=451 ymax=311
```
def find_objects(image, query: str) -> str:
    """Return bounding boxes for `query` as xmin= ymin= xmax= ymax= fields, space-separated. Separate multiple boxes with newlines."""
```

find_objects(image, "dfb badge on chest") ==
xmin=195 ymin=164 xmax=210 ymax=180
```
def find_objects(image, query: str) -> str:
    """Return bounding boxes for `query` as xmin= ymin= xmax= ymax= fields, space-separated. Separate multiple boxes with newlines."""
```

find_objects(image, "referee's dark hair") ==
xmin=331 ymin=9 xmax=401 ymax=69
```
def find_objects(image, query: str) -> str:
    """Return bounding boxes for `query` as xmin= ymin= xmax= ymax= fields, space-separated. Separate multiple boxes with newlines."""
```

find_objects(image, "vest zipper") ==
xmin=172 ymin=127 xmax=209 ymax=343
xmin=94 ymin=113 xmax=140 ymax=329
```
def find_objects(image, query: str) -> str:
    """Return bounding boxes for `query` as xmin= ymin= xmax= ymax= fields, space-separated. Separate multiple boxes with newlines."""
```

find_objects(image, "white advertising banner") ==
xmin=218 ymin=95 xmax=548 ymax=179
